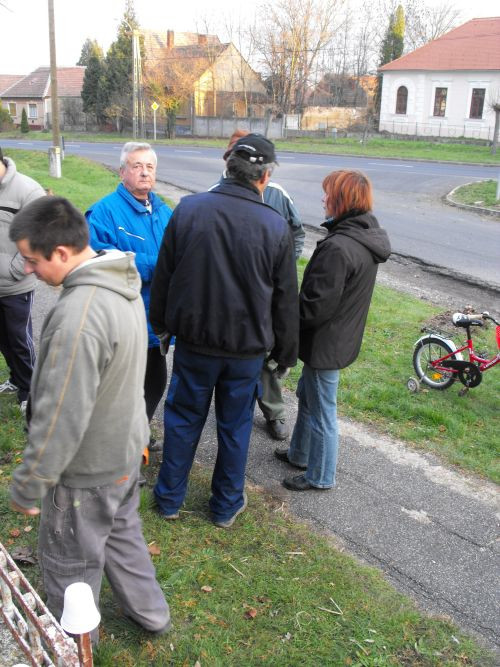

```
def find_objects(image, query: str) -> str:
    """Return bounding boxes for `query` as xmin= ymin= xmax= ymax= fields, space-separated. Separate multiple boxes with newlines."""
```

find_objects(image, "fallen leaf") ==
xmin=23 ymin=526 xmax=32 ymax=533
xmin=148 ymin=543 xmax=161 ymax=556
xmin=11 ymin=546 xmax=37 ymax=565
xmin=439 ymin=425 xmax=447 ymax=432
xmin=200 ymin=585 xmax=212 ymax=593
xmin=244 ymin=608 xmax=257 ymax=619
xmin=9 ymin=528 xmax=21 ymax=538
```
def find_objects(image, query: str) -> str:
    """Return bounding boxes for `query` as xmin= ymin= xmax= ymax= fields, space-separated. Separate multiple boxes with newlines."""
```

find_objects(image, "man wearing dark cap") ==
xmin=150 ymin=133 xmax=299 ymax=528
xmin=214 ymin=129 xmax=305 ymax=441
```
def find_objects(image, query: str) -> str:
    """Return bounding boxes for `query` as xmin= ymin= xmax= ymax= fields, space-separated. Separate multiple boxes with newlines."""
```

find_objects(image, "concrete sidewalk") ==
xmin=167 ymin=388 xmax=499 ymax=652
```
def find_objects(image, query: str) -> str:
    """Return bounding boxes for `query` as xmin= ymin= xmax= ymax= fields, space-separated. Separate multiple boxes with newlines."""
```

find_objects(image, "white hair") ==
xmin=120 ymin=142 xmax=157 ymax=168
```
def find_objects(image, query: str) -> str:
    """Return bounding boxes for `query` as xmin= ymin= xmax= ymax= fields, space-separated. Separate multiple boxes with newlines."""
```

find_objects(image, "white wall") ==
xmin=379 ymin=70 xmax=500 ymax=139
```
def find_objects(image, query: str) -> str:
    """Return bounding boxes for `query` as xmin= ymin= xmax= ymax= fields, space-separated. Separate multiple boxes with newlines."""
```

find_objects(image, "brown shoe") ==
xmin=267 ymin=418 xmax=289 ymax=440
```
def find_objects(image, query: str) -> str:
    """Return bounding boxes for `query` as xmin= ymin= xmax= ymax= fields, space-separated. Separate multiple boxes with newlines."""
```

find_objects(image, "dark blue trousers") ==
xmin=154 ymin=342 xmax=263 ymax=522
xmin=0 ymin=291 xmax=35 ymax=402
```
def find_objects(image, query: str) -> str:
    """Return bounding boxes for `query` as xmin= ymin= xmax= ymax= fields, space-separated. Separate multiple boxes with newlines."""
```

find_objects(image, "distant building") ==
xmin=0 ymin=67 xmax=85 ymax=130
xmin=142 ymin=30 xmax=267 ymax=117
xmin=378 ymin=17 xmax=500 ymax=140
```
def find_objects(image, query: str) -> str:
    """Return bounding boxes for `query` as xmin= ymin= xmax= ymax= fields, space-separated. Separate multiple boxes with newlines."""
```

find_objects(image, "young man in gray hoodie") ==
xmin=9 ymin=196 xmax=170 ymax=639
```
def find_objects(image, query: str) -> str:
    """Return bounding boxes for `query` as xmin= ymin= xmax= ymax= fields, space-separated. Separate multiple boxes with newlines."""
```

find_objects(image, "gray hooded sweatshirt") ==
xmin=0 ymin=157 xmax=45 ymax=296
xmin=11 ymin=250 xmax=149 ymax=509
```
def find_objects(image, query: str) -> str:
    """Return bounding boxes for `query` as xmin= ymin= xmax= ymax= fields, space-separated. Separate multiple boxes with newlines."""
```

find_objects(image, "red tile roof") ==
xmin=380 ymin=17 xmax=500 ymax=72
xmin=57 ymin=67 xmax=86 ymax=97
xmin=0 ymin=74 xmax=25 ymax=95
xmin=0 ymin=67 xmax=85 ymax=99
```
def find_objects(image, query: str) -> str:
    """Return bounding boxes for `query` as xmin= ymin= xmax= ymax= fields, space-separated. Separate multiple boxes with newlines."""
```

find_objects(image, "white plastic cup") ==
xmin=60 ymin=582 xmax=101 ymax=634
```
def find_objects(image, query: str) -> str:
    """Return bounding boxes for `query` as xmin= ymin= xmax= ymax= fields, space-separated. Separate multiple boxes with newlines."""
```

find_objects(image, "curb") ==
xmin=445 ymin=181 xmax=500 ymax=219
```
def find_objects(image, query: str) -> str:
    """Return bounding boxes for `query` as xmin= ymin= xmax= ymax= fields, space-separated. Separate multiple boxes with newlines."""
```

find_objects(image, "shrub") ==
xmin=20 ymin=108 xmax=29 ymax=133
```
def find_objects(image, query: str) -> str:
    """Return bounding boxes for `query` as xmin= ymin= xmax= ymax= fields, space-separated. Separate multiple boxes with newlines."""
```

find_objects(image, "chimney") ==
xmin=167 ymin=30 xmax=174 ymax=49
xmin=198 ymin=34 xmax=207 ymax=46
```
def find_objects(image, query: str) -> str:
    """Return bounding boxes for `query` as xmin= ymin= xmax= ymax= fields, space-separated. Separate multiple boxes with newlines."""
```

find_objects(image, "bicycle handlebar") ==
xmin=482 ymin=311 xmax=500 ymax=326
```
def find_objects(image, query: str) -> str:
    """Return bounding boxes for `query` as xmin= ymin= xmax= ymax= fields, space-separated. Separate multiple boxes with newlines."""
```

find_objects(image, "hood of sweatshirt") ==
xmin=63 ymin=249 xmax=142 ymax=300
xmin=321 ymin=211 xmax=391 ymax=264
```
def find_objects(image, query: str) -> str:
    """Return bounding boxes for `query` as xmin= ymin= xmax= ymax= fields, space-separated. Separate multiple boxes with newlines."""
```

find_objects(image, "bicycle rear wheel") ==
xmin=413 ymin=337 xmax=457 ymax=390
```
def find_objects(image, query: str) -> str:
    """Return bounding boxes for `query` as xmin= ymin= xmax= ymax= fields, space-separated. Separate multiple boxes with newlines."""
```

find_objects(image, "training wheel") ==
xmin=407 ymin=377 xmax=420 ymax=393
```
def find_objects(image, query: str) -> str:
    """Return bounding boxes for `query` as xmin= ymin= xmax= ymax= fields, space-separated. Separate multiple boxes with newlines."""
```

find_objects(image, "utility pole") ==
xmin=132 ymin=29 xmax=139 ymax=139
xmin=47 ymin=0 xmax=61 ymax=177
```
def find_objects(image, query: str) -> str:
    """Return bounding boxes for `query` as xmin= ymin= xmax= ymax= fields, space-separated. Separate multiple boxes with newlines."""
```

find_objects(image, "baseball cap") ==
xmin=230 ymin=133 xmax=278 ymax=165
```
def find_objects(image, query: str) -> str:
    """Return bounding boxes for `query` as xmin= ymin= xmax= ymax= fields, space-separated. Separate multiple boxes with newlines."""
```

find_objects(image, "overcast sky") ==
xmin=1 ymin=0 xmax=499 ymax=75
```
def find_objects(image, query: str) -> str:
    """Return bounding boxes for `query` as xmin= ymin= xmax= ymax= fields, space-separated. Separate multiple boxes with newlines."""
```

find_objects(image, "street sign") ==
xmin=151 ymin=102 xmax=159 ymax=111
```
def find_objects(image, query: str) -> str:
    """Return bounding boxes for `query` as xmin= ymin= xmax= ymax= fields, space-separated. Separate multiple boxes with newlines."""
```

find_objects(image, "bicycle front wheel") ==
xmin=413 ymin=337 xmax=457 ymax=390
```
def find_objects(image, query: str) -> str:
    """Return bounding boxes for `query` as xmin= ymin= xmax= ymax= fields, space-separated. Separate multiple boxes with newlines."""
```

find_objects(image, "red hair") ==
xmin=322 ymin=170 xmax=373 ymax=219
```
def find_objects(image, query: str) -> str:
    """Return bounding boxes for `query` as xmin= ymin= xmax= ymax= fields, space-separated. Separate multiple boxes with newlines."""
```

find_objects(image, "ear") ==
xmin=53 ymin=246 xmax=73 ymax=263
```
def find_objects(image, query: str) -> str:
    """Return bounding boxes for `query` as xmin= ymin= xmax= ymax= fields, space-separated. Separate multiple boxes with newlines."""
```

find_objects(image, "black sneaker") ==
xmin=274 ymin=448 xmax=307 ymax=470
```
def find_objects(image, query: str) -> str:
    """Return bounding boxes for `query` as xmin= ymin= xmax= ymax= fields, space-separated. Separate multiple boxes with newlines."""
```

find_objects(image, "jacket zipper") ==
xmin=118 ymin=227 xmax=145 ymax=241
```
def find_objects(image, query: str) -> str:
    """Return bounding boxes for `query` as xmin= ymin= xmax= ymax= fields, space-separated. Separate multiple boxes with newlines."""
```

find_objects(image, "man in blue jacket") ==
xmin=86 ymin=143 xmax=172 ymax=442
xmin=150 ymin=134 xmax=299 ymax=528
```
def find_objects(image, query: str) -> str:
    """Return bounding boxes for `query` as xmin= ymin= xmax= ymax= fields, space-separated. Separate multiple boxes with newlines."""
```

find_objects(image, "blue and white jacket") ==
xmin=86 ymin=183 xmax=172 ymax=347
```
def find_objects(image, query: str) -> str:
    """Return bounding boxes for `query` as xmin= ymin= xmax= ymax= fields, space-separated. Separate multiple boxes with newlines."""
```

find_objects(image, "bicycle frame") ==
xmin=429 ymin=325 xmax=500 ymax=376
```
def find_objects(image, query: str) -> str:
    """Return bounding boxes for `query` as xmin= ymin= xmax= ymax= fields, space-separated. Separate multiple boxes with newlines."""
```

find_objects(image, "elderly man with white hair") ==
xmin=86 ymin=143 xmax=172 ymax=449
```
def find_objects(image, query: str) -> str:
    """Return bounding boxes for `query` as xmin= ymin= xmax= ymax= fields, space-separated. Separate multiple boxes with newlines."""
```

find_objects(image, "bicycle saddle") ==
xmin=452 ymin=313 xmax=483 ymax=327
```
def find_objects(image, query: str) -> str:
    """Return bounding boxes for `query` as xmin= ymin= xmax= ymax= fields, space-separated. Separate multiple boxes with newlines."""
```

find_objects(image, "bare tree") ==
xmin=253 ymin=0 xmax=345 ymax=115
xmin=489 ymin=90 xmax=500 ymax=155
xmin=404 ymin=1 xmax=461 ymax=51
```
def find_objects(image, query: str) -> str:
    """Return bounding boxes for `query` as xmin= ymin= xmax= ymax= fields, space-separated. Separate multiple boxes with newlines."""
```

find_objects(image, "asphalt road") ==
xmin=3 ymin=139 xmax=500 ymax=288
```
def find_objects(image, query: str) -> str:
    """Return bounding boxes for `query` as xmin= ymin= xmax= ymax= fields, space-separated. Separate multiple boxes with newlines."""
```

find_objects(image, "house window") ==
xmin=395 ymin=86 xmax=408 ymax=114
xmin=469 ymin=88 xmax=485 ymax=119
xmin=433 ymin=88 xmax=447 ymax=117
xmin=8 ymin=102 xmax=16 ymax=117
xmin=28 ymin=104 xmax=37 ymax=119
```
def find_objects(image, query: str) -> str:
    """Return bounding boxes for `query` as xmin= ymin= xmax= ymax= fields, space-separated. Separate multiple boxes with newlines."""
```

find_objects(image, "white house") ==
xmin=378 ymin=17 xmax=500 ymax=140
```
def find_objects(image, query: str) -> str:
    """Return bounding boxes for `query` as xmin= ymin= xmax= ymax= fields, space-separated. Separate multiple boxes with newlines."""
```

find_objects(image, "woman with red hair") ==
xmin=275 ymin=170 xmax=391 ymax=491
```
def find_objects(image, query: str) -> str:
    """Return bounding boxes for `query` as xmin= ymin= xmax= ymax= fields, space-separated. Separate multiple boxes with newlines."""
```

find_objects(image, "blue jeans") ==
xmin=287 ymin=365 xmax=340 ymax=488
xmin=154 ymin=342 xmax=263 ymax=522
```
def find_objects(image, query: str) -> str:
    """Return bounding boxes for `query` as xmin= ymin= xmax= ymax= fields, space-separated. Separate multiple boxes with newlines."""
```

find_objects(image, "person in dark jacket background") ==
xmin=275 ymin=170 xmax=391 ymax=491
xmin=150 ymin=134 xmax=299 ymax=527
xmin=212 ymin=130 xmax=305 ymax=442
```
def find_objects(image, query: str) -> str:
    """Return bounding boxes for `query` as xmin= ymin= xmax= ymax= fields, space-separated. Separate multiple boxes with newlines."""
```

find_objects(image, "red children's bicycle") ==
xmin=408 ymin=311 xmax=500 ymax=392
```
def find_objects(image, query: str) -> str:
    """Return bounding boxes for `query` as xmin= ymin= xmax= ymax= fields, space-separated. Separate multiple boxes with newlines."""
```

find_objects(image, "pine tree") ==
xmin=20 ymin=108 xmax=29 ymax=133
xmin=81 ymin=42 xmax=108 ymax=125
xmin=77 ymin=38 xmax=103 ymax=66
xmin=375 ymin=5 xmax=405 ymax=116
xmin=104 ymin=1 xmax=141 ymax=129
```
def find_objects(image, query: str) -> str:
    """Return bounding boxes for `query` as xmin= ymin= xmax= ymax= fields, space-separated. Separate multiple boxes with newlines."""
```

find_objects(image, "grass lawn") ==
xmin=450 ymin=180 xmax=500 ymax=210
xmin=4 ymin=129 xmax=500 ymax=164
xmin=0 ymin=149 xmax=496 ymax=664
xmin=0 ymin=443 xmax=493 ymax=666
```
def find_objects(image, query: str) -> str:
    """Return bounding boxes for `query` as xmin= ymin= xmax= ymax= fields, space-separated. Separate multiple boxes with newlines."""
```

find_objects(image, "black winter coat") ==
xmin=149 ymin=179 xmax=299 ymax=367
xmin=299 ymin=211 xmax=391 ymax=369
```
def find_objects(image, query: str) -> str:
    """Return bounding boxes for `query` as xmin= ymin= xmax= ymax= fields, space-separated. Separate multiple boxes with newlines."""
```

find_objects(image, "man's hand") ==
xmin=273 ymin=365 xmax=290 ymax=380
xmin=11 ymin=500 xmax=40 ymax=516
xmin=158 ymin=331 xmax=172 ymax=356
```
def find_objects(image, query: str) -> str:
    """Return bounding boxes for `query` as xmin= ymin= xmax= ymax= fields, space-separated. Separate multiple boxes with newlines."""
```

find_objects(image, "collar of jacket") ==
xmin=117 ymin=182 xmax=163 ymax=213
xmin=321 ymin=209 xmax=365 ymax=231
xmin=213 ymin=177 xmax=263 ymax=201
